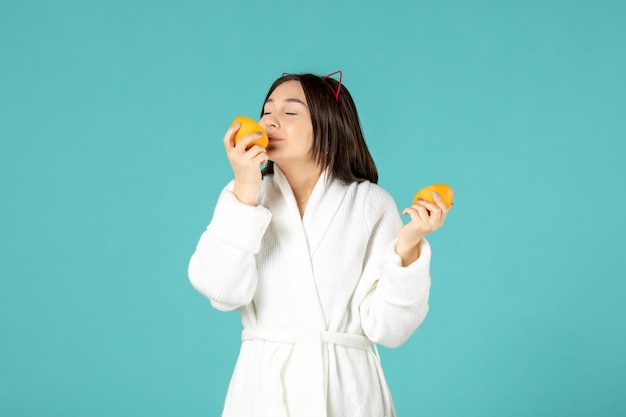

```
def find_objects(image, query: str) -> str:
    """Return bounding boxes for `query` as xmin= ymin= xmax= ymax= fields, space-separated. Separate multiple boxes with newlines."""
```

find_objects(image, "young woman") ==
xmin=188 ymin=72 xmax=450 ymax=417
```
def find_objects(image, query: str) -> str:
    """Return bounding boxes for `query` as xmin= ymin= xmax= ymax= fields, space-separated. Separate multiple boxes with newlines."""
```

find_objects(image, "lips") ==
xmin=268 ymin=136 xmax=283 ymax=143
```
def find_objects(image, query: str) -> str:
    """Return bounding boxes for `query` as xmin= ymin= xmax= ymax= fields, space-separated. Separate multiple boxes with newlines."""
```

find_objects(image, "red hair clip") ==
xmin=322 ymin=70 xmax=342 ymax=102
xmin=281 ymin=71 xmax=343 ymax=102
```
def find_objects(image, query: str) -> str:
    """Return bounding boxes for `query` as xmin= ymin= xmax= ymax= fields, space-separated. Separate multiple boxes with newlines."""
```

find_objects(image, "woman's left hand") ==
xmin=396 ymin=192 xmax=451 ymax=265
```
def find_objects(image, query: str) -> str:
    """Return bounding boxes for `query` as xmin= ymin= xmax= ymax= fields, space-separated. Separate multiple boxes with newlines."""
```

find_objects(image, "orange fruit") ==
xmin=413 ymin=184 xmax=454 ymax=208
xmin=231 ymin=116 xmax=268 ymax=149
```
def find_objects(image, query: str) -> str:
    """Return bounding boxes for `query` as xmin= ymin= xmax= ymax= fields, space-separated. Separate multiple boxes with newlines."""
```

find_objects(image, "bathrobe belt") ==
xmin=242 ymin=328 xmax=393 ymax=417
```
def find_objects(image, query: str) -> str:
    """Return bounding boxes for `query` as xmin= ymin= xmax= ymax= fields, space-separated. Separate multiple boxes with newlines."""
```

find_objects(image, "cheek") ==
xmin=302 ymin=125 xmax=314 ymax=146
xmin=290 ymin=124 xmax=313 ymax=147
xmin=302 ymin=132 xmax=315 ymax=152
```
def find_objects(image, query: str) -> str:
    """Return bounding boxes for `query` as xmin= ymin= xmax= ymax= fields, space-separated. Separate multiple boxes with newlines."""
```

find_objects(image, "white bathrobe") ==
xmin=188 ymin=166 xmax=432 ymax=417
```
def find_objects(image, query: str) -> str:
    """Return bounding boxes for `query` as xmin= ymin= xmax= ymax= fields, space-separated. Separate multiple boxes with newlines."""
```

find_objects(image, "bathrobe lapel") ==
xmin=301 ymin=171 xmax=349 ymax=259
xmin=265 ymin=167 xmax=325 ymax=328
xmin=264 ymin=167 xmax=352 ymax=416
xmin=265 ymin=167 xmax=348 ymax=328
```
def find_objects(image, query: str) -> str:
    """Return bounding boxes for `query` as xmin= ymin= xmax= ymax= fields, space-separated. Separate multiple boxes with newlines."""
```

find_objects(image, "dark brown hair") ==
xmin=261 ymin=73 xmax=378 ymax=184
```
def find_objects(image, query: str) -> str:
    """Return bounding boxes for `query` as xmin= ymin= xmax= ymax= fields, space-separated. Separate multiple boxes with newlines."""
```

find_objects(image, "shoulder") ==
xmin=355 ymin=181 xmax=397 ymax=209
xmin=350 ymin=181 xmax=400 ymax=225
xmin=344 ymin=181 xmax=404 ymax=241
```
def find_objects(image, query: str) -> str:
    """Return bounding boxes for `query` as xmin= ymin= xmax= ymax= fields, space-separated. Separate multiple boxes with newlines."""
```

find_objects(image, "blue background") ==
xmin=1 ymin=1 xmax=625 ymax=416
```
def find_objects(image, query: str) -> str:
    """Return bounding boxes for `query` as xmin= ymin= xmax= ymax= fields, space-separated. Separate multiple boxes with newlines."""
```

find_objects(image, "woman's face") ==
xmin=260 ymin=80 xmax=315 ymax=167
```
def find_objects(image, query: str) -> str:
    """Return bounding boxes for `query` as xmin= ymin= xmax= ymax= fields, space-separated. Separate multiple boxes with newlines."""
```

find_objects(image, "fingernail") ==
xmin=432 ymin=192 xmax=440 ymax=198
xmin=417 ymin=198 xmax=424 ymax=202
xmin=234 ymin=122 xmax=241 ymax=127
xmin=256 ymin=131 xmax=263 ymax=136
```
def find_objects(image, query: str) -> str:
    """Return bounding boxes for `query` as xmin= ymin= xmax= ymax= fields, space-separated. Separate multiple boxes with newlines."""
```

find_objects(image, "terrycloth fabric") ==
xmin=188 ymin=166 xmax=432 ymax=417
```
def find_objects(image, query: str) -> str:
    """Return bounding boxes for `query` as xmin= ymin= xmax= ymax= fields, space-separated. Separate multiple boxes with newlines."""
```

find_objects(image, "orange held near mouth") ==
xmin=232 ymin=116 xmax=269 ymax=149
xmin=413 ymin=184 xmax=454 ymax=208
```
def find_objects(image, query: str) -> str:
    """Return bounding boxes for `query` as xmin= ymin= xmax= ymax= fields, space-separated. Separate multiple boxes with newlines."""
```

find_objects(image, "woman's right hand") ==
xmin=223 ymin=123 xmax=268 ymax=206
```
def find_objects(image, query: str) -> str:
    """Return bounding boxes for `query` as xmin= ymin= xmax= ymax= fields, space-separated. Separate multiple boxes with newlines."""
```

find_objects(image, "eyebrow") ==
xmin=265 ymin=98 xmax=307 ymax=107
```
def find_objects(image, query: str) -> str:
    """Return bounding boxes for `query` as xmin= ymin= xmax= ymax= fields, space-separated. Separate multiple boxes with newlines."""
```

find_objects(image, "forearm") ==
xmin=188 ymin=231 xmax=259 ymax=310
xmin=360 ymin=239 xmax=432 ymax=347
xmin=188 ymin=185 xmax=271 ymax=309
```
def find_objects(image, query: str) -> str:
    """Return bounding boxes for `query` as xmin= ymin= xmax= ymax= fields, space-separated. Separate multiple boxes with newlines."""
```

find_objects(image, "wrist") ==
xmin=233 ymin=181 xmax=259 ymax=206
xmin=395 ymin=238 xmax=422 ymax=267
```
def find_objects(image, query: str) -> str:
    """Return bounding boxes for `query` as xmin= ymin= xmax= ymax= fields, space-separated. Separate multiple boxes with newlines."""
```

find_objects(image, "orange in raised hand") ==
xmin=413 ymin=184 xmax=454 ymax=208
xmin=231 ymin=116 xmax=269 ymax=149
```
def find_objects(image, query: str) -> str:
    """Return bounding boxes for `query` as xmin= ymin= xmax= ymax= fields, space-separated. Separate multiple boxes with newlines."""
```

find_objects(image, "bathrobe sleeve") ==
xmin=358 ymin=183 xmax=432 ymax=348
xmin=188 ymin=181 xmax=272 ymax=311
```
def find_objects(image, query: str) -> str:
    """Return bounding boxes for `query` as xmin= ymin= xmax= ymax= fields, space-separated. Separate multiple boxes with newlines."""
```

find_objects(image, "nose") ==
xmin=260 ymin=114 xmax=278 ymax=130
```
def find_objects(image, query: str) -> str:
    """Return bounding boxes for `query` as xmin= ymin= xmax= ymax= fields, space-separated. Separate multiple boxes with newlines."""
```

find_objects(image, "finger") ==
xmin=413 ymin=198 xmax=439 ymax=215
xmin=249 ymin=147 xmax=268 ymax=164
xmin=402 ymin=205 xmax=429 ymax=223
xmin=238 ymin=145 xmax=267 ymax=163
xmin=432 ymin=191 xmax=450 ymax=213
xmin=432 ymin=192 xmax=453 ymax=226
xmin=223 ymin=123 xmax=241 ymax=149
xmin=427 ymin=203 xmax=443 ymax=224
xmin=255 ymin=154 xmax=269 ymax=168
xmin=235 ymin=132 xmax=265 ymax=152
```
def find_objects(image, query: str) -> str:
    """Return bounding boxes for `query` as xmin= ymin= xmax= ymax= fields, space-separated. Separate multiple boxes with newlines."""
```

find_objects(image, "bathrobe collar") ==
xmin=272 ymin=164 xmax=350 ymax=258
